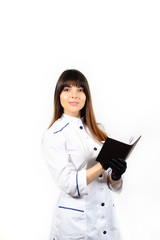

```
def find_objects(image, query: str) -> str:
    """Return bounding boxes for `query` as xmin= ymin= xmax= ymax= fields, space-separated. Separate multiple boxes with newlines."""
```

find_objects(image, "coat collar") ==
xmin=62 ymin=113 xmax=84 ymax=125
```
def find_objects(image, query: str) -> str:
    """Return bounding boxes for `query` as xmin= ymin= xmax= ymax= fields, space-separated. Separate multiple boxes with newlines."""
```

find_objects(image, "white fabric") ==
xmin=42 ymin=114 xmax=123 ymax=240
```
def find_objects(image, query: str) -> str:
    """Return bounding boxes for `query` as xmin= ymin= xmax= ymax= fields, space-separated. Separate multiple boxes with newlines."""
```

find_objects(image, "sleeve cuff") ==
xmin=76 ymin=170 xmax=88 ymax=197
xmin=107 ymin=169 xmax=123 ymax=193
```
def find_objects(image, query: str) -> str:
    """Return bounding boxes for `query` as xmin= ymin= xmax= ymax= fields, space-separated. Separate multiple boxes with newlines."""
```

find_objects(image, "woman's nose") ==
xmin=71 ymin=90 xmax=78 ymax=98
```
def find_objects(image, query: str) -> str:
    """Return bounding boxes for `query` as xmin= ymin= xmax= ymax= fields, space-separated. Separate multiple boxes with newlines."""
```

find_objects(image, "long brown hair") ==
xmin=48 ymin=69 xmax=107 ymax=143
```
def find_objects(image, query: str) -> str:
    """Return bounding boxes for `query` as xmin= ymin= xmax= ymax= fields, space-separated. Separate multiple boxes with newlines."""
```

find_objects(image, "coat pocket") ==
xmin=53 ymin=205 xmax=86 ymax=238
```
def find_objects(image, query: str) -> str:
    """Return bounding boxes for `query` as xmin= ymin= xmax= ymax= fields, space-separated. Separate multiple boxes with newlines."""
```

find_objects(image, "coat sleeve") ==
xmin=107 ymin=168 xmax=123 ymax=193
xmin=41 ymin=130 xmax=88 ymax=198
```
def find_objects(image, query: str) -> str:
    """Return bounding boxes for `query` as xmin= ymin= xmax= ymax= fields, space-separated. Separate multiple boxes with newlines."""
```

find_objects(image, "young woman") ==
xmin=42 ymin=69 xmax=127 ymax=240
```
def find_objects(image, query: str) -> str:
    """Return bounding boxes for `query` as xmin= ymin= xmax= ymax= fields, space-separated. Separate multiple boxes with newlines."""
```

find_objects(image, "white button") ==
xmin=101 ymin=216 xmax=105 ymax=220
xmin=100 ymin=187 xmax=104 ymax=191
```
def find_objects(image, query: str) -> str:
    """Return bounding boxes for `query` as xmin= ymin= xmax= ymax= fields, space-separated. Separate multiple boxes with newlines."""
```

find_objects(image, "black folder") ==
xmin=96 ymin=135 xmax=141 ymax=168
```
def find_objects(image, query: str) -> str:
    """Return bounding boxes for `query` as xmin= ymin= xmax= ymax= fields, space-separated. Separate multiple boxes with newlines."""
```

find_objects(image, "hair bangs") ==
xmin=60 ymin=71 xmax=88 ymax=95
xmin=63 ymin=79 xmax=85 ymax=89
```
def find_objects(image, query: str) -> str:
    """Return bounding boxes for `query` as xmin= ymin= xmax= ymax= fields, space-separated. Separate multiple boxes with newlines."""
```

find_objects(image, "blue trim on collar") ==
xmin=53 ymin=122 xmax=69 ymax=134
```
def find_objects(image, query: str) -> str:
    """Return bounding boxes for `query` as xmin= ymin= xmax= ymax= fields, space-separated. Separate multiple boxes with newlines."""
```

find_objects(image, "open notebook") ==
xmin=96 ymin=135 xmax=141 ymax=168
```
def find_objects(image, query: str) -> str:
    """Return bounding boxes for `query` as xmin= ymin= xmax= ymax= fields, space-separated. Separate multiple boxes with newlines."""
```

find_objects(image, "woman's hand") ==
xmin=109 ymin=158 xmax=127 ymax=181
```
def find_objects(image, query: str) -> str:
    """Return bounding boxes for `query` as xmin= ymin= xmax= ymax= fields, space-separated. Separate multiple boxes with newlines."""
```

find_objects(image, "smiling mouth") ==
xmin=69 ymin=102 xmax=79 ymax=106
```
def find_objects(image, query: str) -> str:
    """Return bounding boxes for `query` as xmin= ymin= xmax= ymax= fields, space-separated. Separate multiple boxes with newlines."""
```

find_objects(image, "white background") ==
xmin=0 ymin=0 xmax=160 ymax=240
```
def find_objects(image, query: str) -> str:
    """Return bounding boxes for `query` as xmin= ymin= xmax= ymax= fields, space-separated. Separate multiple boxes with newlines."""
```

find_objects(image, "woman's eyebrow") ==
xmin=64 ymin=85 xmax=83 ymax=88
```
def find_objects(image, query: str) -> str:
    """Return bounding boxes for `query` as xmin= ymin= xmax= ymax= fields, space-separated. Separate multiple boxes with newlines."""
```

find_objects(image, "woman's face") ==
xmin=60 ymin=85 xmax=86 ymax=118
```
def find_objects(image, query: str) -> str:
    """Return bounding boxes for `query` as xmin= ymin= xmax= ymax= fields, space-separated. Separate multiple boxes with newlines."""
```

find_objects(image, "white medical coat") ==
xmin=42 ymin=113 xmax=123 ymax=240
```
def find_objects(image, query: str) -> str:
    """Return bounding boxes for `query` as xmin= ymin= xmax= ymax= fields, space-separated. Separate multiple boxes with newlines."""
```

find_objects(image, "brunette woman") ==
xmin=42 ymin=69 xmax=127 ymax=240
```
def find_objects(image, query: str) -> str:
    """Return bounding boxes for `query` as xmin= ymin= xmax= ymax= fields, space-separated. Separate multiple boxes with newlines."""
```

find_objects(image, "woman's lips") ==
xmin=69 ymin=102 xmax=79 ymax=106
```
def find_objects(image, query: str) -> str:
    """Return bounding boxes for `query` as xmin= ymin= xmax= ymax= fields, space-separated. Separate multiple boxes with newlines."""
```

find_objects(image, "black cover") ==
xmin=96 ymin=135 xmax=141 ymax=169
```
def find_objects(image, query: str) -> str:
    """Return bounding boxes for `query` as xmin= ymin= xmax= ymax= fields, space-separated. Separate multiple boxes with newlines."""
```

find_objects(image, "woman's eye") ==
xmin=78 ymin=88 xmax=84 ymax=92
xmin=63 ymin=88 xmax=70 ymax=91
